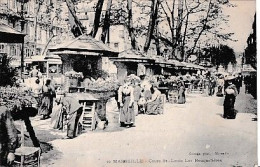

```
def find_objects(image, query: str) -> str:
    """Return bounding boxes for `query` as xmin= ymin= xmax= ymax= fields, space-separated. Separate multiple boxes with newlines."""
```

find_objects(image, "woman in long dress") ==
xmin=39 ymin=79 xmax=55 ymax=120
xmin=216 ymin=75 xmax=224 ymax=97
xmin=50 ymin=98 xmax=64 ymax=129
xmin=118 ymin=79 xmax=135 ymax=128
xmin=146 ymin=85 xmax=162 ymax=115
xmin=223 ymin=78 xmax=238 ymax=119
xmin=177 ymin=81 xmax=186 ymax=104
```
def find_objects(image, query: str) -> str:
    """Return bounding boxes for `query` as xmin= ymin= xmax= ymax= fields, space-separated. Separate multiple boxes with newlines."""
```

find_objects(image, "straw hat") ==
xmin=225 ymin=76 xmax=235 ymax=81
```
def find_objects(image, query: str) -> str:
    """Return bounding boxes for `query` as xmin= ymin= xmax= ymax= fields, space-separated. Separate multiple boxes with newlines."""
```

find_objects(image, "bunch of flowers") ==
xmin=83 ymin=77 xmax=120 ymax=92
xmin=0 ymin=87 xmax=37 ymax=113
xmin=65 ymin=70 xmax=84 ymax=79
xmin=127 ymin=74 xmax=141 ymax=84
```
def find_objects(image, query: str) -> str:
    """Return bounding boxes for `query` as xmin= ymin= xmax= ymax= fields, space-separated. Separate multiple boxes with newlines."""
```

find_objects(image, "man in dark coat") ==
xmin=0 ymin=106 xmax=18 ymax=166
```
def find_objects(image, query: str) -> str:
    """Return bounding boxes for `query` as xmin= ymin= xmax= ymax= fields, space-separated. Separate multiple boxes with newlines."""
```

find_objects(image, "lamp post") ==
xmin=17 ymin=0 xmax=29 ymax=78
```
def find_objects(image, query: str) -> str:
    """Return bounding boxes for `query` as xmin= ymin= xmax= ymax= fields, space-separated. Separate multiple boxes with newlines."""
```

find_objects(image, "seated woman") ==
xmin=146 ymin=85 xmax=162 ymax=115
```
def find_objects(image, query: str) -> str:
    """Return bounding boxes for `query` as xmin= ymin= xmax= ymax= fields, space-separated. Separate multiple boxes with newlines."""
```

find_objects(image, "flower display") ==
xmin=65 ymin=70 xmax=83 ymax=79
xmin=83 ymin=77 xmax=120 ymax=92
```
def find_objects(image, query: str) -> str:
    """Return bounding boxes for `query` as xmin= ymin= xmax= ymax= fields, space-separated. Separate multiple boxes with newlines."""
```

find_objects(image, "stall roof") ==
xmin=110 ymin=49 xmax=154 ymax=63
xmin=0 ymin=22 xmax=25 ymax=43
xmin=25 ymin=55 xmax=62 ymax=64
xmin=48 ymin=34 xmax=118 ymax=57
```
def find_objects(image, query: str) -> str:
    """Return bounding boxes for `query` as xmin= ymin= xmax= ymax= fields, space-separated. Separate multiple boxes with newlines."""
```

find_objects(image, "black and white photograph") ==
xmin=0 ymin=0 xmax=257 ymax=166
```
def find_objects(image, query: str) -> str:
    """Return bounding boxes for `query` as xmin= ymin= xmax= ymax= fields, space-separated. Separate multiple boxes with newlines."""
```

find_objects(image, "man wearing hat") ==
xmin=223 ymin=76 xmax=238 ymax=119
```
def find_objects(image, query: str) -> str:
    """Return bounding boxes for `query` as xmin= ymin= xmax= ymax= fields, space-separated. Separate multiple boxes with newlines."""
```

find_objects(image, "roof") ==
xmin=24 ymin=55 xmax=62 ymax=64
xmin=0 ymin=22 xmax=26 ymax=43
xmin=48 ymin=34 xmax=118 ymax=57
xmin=110 ymin=49 xmax=154 ymax=63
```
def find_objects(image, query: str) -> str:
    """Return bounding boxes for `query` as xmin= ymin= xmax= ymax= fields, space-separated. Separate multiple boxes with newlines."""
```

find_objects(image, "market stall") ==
xmin=48 ymin=34 xmax=119 ymax=130
xmin=109 ymin=49 xmax=155 ymax=83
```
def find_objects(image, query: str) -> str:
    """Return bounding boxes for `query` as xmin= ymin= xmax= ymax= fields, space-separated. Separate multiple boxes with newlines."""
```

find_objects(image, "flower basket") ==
xmin=70 ymin=78 xmax=78 ymax=87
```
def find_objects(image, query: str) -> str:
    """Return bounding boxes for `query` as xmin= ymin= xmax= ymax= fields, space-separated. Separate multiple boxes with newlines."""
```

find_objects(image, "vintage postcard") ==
xmin=0 ymin=0 xmax=257 ymax=166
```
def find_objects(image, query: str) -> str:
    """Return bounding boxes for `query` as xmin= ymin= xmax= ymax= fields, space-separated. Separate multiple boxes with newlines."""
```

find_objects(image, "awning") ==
xmin=0 ymin=22 xmax=26 ymax=43
xmin=48 ymin=34 xmax=118 ymax=57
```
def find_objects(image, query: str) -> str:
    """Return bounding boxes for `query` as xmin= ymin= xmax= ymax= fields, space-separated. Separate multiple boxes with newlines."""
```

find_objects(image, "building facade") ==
xmin=0 ymin=0 xmax=70 ymax=67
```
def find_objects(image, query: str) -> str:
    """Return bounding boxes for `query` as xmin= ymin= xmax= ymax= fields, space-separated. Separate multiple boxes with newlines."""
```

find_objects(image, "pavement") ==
xmin=35 ymin=85 xmax=257 ymax=167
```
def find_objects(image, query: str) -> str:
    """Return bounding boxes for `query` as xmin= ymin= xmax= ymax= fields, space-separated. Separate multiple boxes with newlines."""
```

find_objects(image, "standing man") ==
xmin=0 ymin=106 xmax=18 ymax=166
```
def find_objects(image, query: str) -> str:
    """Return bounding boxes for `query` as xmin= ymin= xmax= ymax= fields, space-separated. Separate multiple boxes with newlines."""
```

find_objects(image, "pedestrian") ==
xmin=61 ymin=96 xmax=83 ymax=139
xmin=39 ymin=79 xmax=56 ymax=120
xmin=31 ymin=78 xmax=42 ymax=108
xmin=216 ymin=75 xmax=224 ymax=97
xmin=234 ymin=74 xmax=242 ymax=94
xmin=0 ymin=105 xmax=18 ymax=166
xmin=208 ymin=76 xmax=216 ymax=96
xmin=29 ymin=65 xmax=39 ymax=77
xmin=177 ymin=81 xmax=186 ymax=104
xmin=223 ymin=77 xmax=238 ymax=119
xmin=118 ymin=78 xmax=135 ymax=128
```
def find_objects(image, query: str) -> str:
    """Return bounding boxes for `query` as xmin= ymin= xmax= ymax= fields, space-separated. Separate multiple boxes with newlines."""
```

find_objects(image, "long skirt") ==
xmin=120 ymin=96 xmax=135 ymax=125
xmin=39 ymin=96 xmax=51 ymax=116
xmin=50 ymin=104 xmax=63 ymax=129
xmin=146 ymin=97 xmax=162 ymax=115
xmin=216 ymin=86 xmax=223 ymax=97
xmin=67 ymin=107 xmax=83 ymax=138
xmin=223 ymin=95 xmax=236 ymax=119
xmin=133 ymin=101 xmax=138 ymax=116
xmin=178 ymin=88 xmax=186 ymax=104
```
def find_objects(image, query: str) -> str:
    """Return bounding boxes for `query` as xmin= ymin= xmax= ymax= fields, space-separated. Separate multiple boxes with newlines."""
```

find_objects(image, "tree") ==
xmin=101 ymin=0 xmax=113 ymax=43
xmin=66 ymin=0 xmax=86 ymax=37
xmin=144 ymin=0 xmax=159 ymax=53
xmin=90 ymin=0 xmax=105 ymax=38
xmin=126 ymin=0 xmax=136 ymax=49
xmin=0 ymin=54 xmax=17 ymax=86
xmin=202 ymin=44 xmax=236 ymax=69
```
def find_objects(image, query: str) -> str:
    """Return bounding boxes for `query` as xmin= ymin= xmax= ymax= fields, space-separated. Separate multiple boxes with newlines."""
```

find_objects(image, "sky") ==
xmin=222 ymin=0 xmax=256 ymax=54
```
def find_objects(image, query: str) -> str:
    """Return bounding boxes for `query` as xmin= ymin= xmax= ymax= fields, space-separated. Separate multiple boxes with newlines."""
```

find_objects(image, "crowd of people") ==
xmin=0 ymin=65 xmax=256 ymax=165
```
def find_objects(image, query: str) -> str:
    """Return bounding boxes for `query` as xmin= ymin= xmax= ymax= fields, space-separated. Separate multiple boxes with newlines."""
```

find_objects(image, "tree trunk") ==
xmin=127 ymin=0 xmax=136 ymax=49
xmin=154 ymin=21 xmax=160 ymax=56
xmin=182 ymin=0 xmax=189 ymax=61
xmin=33 ymin=1 xmax=42 ymax=56
xmin=101 ymin=0 xmax=112 ymax=43
xmin=65 ymin=0 xmax=85 ymax=37
xmin=144 ymin=0 xmax=158 ymax=53
xmin=90 ymin=0 xmax=104 ymax=38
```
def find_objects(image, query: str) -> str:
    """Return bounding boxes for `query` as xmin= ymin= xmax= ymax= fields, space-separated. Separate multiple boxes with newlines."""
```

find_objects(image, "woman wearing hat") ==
xmin=223 ymin=76 xmax=238 ymax=119
xmin=118 ymin=78 xmax=135 ymax=127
